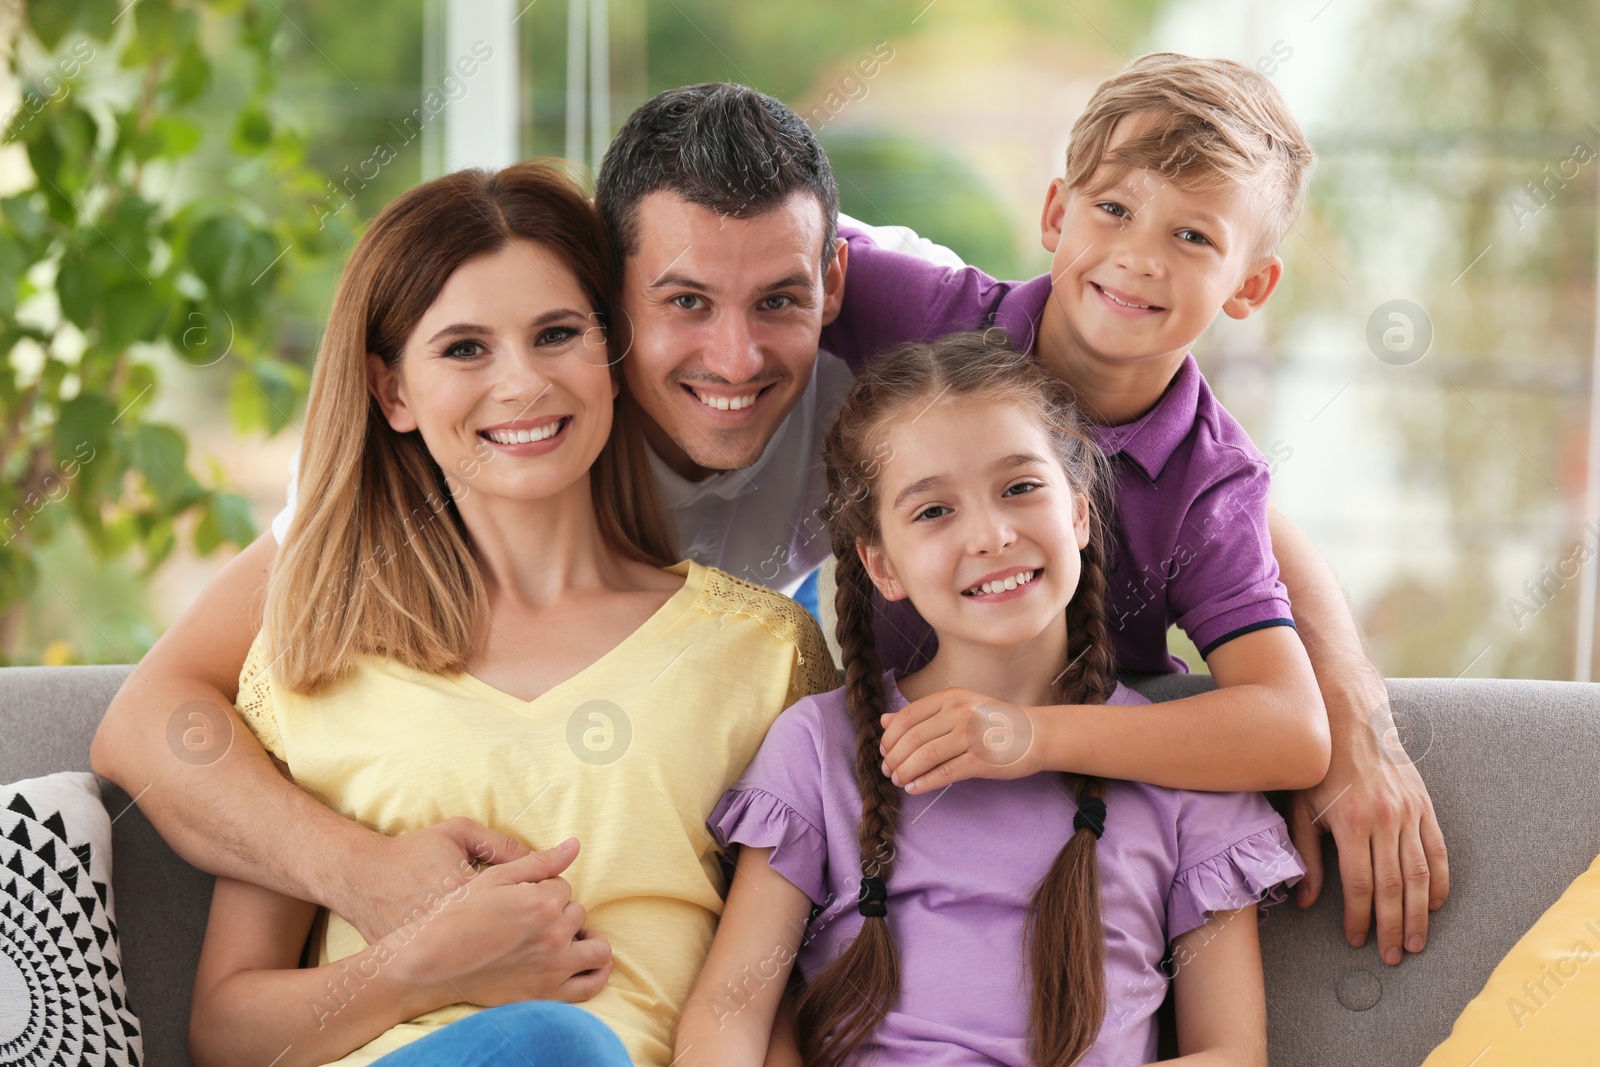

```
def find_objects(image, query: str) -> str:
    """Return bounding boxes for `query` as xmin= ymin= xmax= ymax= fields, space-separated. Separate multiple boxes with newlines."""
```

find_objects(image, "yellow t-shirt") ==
xmin=234 ymin=560 xmax=836 ymax=1067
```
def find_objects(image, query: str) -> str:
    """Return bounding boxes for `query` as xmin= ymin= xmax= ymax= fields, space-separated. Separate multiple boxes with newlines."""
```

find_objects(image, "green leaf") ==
xmin=26 ymin=7 xmax=76 ymax=52
xmin=0 ymin=546 xmax=39 ymax=614
xmin=136 ymin=512 xmax=176 ymax=570
xmin=253 ymin=360 xmax=304 ymax=433
xmin=1 ymin=193 xmax=49 ymax=246
xmin=52 ymin=393 xmax=117 ymax=468
xmin=188 ymin=215 xmax=280 ymax=303
xmin=97 ymin=197 xmax=158 ymax=280
xmin=165 ymin=41 xmax=211 ymax=105
xmin=101 ymin=280 xmax=169 ymax=352
xmin=129 ymin=423 xmax=192 ymax=510
xmin=230 ymin=105 xmax=272 ymax=155
xmin=125 ymin=0 xmax=180 ymax=65
xmin=152 ymin=115 xmax=202 ymax=158
xmin=77 ymin=0 xmax=120 ymax=40
xmin=55 ymin=248 xmax=99 ymax=330
xmin=227 ymin=368 xmax=268 ymax=433
xmin=195 ymin=490 xmax=256 ymax=554
xmin=0 ymin=232 xmax=27 ymax=319
xmin=28 ymin=105 xmax=97 ymax=223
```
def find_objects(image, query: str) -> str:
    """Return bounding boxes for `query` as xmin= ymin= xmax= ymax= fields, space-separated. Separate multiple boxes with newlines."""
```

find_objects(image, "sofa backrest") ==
xmin=3 ymin=665 xmax=1598 ymax=1066
xmin=1 ymin=665 xmax=213 ymax=1067
xmin=1132 ymin=672 xmax=1600 ymax=1066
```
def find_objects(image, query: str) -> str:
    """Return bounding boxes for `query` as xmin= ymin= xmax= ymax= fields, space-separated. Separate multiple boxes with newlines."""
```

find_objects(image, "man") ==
xmin=92 ymin=84 xmax=1442 ymax=1002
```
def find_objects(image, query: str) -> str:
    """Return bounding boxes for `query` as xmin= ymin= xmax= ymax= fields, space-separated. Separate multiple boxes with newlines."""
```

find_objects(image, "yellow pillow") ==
xmin=1423 ymin=852 xmax=1600 ymax=1066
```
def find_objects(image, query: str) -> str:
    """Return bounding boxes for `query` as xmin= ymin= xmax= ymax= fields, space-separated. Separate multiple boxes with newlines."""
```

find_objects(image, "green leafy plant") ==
xmin=1 ymin=0 xmax=347 ymax=661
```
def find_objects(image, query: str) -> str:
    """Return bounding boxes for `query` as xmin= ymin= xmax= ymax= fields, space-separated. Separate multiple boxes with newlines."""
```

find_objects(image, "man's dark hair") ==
xmin=595 ymin=82 xmax=840 ymax=275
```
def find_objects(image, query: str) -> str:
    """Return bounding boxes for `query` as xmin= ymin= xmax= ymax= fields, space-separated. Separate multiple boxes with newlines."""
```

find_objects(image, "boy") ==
xmin=824 ymin=53 xmax=1446 ymax=965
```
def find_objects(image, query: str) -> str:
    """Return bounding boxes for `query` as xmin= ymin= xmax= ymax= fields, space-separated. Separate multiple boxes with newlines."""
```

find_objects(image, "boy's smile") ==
xmin=1035 ymin=112 xmax=1283 ymax=421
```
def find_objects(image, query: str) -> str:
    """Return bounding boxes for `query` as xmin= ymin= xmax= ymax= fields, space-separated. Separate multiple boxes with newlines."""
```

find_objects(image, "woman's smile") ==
xmin=478 ymin=415 xmax=573 ymax=455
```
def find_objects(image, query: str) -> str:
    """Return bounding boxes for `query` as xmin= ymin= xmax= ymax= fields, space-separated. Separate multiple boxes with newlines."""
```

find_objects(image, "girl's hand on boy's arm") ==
xmin=1166 ymin=905 xmax=1268 ymax=1067
xmin=675 ymin=845 xmax=813 ymax=1067
xmin=880 ymin=627 xmax=1330 ymax=795
xmin=877 ymin=690 xmax=1045 ymax=793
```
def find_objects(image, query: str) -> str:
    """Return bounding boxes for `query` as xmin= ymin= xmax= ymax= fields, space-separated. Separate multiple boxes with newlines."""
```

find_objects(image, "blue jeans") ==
xmin=372 ymin=1002 xmax=631 ymax=1066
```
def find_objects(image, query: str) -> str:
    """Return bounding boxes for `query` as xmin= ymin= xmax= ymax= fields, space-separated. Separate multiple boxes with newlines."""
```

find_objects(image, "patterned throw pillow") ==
xmin=0 ymin=772 xmax=143 ymax=1066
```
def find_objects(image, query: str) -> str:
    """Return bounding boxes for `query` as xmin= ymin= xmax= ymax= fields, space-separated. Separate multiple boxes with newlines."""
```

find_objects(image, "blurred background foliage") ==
xmin=0 ymin=0 xmax=366 ymax=663
xmin=2 ymin=0 xmax=1597 ymax=680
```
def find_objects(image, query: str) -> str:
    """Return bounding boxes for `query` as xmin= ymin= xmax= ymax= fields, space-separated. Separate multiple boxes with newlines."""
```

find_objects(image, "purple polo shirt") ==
xmin=823 ymin=228 xmax=1294 ymax=674
xmin=709 ymin=677 xmax=1304 ymax=1066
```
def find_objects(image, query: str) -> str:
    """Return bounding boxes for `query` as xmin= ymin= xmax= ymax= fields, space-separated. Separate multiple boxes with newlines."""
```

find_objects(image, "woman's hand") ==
xmin=342 ymin=816 xmax=535 ymax=945
xmin=877 ymin=687 xmax=1042 ymax=794
xmin=385 ymin=838 xmax=613 ymax=1008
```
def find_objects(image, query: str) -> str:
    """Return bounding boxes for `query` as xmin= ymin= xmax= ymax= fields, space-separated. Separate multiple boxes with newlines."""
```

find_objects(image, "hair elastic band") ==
xmin=1073 ymin=796 xmax=1106 ymax=839
xmin=858 ymin=875 xmax=888 ymax=918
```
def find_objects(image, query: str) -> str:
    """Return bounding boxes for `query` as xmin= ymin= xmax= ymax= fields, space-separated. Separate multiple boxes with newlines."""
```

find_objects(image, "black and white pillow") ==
xmin=1 ymin=772 xmax=142 ymax=1066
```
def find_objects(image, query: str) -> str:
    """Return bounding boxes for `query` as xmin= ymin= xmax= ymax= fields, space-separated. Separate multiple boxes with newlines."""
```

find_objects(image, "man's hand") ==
xmin=338 ymin=817 xmax=535 ymax=946
xmin=877 ymin=687 xmax=1040 ymax=794
xmin=1287 ymin=698 xmax=1449 ymax=966
xmin=386 ymin=838 xmax=613 ymax=1008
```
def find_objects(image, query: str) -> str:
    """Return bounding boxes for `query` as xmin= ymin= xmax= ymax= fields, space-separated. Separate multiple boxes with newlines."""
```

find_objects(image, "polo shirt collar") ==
xmin=646 ymin=405 xmax=793 ymax=508
xmin=993 ymin=273 xmax=1057 ymax=354
xmin=998 ymin=276 xmax=1202 ymax=483
xmin=1091 ymin=353 xmax=1201 ymax=481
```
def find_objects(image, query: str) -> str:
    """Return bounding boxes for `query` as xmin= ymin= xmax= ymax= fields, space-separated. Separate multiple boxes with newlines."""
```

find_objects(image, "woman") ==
xmin=187 ymin=162 xmax=835 ymax=1066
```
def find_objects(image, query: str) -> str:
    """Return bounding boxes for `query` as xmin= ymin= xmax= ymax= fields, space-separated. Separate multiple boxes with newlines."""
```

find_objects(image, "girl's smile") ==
xmin=959 ymin=565 xmax=1044 ymax=601
xmin=860 ymin=397 xmax=1090 ymax=668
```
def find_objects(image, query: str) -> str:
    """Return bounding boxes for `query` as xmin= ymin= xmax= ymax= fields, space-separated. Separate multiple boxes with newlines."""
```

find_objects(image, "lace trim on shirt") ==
xmin=234 ymin=635 xmax=285 ymax=761
xmin=697 ymin=568 xmax=839 ymax=700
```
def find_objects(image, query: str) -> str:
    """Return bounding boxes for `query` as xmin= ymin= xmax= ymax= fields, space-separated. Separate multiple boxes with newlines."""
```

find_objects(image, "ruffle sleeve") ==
xmin=709 ymin=786 xmax=829 ymax=906
xmin=1168 ymin=820 xmax=1305 ymax=939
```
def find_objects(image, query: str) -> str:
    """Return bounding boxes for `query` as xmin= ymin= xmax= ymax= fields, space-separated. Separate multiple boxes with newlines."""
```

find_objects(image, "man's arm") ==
xmin=89 ymin=533 xmax=531 ymax=944
xmin=1267 ymin=504 xmax=1449 ymax=966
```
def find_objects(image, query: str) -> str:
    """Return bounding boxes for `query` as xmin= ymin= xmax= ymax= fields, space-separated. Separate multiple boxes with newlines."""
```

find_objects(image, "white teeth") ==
xmin=692 ymin=388 xmax=760 ymax=412
xmin=1101 ymin=287 xmax=1153 ymax=309
xmin=485 ymin=421 xmax=562 ymax=445
xmin=964 ymin=569 xmax=1037 ymax=596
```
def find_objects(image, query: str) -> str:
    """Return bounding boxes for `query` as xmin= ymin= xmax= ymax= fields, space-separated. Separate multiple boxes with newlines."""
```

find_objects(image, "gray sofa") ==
xmin=3 ymin=664 xmax=1598 ymax=1066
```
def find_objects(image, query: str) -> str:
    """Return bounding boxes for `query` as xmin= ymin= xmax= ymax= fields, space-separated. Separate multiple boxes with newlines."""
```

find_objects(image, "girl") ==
xmin=676 ymin=331 xmax=1304 ymax=1066
xmin=187 ymin=163 xmax=835 ymax=1067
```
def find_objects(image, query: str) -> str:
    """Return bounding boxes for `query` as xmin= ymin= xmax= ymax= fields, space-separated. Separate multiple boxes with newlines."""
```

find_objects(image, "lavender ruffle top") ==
xmin=709 ymin=675 xmax=1304 ymax=1066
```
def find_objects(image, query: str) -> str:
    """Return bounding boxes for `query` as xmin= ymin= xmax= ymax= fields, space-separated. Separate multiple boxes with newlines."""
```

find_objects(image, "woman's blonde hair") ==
xmin=266 ymin=161 xmax=675 ymax=694
xmin=802 ymin=330 xmax=1118 ymax=1067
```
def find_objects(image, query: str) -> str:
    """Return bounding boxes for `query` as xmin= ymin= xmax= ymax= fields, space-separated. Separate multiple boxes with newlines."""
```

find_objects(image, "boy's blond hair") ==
xmin=1065 ymin=52 xmax=1313 ymax=259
